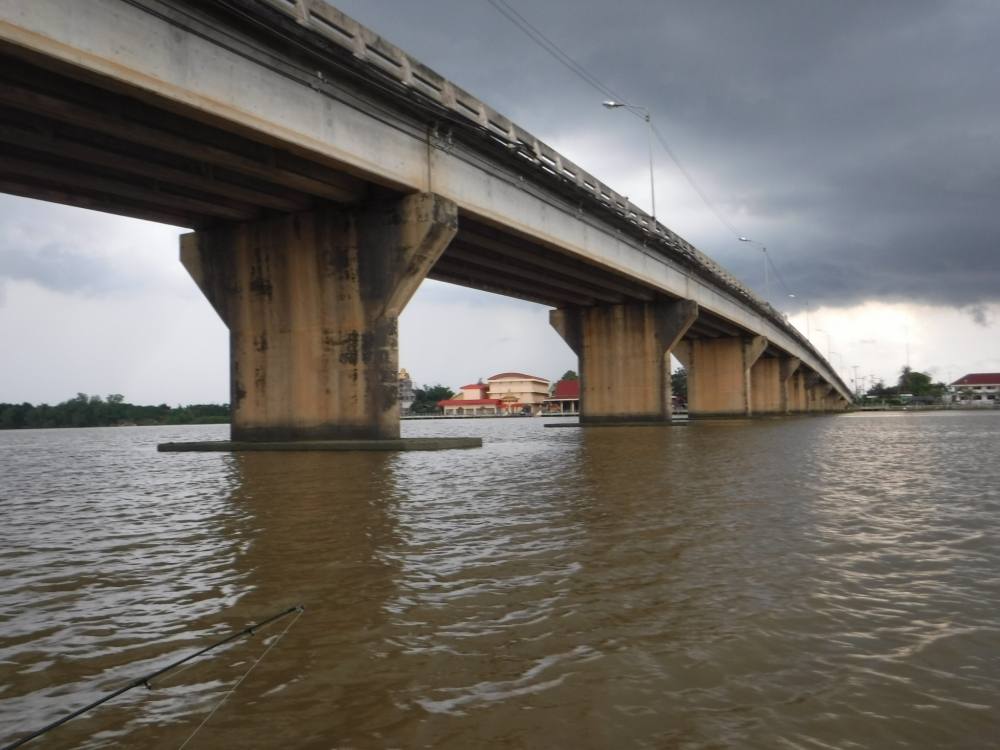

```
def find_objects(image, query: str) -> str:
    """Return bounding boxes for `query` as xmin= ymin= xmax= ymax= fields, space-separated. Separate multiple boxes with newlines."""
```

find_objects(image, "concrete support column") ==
xmin=749 ymin=355 xmax=801 ymax=415
xmin=779 ymin=357 xmax=802 ymax=414
xmin=550 ymin=299 xmax=697 ymax=423
xmin=675 ymin=335 xmax=767 ymax=418
xmin=787 ymin=369 xmax=809 ymax=413
xmin=181 ymin=192 xmax=457 ymax=441
xmin=805 ymin=374 xmax=834 ymax=413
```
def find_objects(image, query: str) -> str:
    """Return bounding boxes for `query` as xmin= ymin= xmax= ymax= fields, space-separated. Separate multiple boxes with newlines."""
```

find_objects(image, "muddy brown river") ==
xmin=2 ymin=412 xmax=999 ymax=748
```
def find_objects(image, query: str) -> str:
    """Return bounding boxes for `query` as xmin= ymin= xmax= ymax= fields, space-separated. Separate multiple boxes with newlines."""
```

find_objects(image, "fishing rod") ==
xmin=2 ymin=604 xmax=305 ymax=750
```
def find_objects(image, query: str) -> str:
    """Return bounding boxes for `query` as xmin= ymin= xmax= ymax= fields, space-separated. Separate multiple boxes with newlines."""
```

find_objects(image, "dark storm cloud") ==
xmin=334 ymin=0 xmax=1000 ymax=311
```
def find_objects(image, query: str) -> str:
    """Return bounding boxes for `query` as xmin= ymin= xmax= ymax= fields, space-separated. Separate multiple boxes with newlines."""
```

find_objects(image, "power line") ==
xmin=485 ymin=0 xmax=626 ymax=103
xmin=484 ymin=0 xmax=743 ymax=238
xmin=485 ymin=0 xmax=800 ymax=303
xmin=647 ymin=120 xmax=740 ymax=237
xmin=765 ymin=249 xmax=793 ymax=297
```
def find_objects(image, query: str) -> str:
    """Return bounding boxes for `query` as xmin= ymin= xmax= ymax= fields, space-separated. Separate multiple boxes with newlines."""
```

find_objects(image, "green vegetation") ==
xmin=671 ymin=367 xmax=688 ymax=401
xmin=0 ymin=393 xmax=229 ymax=429
xmin=558 ymin=370 xmax=578 ymax=381
xmin=864 ymin=366 xmax=948 ymax=404
xmin=408 ymin=384 xmax=455 ymax=415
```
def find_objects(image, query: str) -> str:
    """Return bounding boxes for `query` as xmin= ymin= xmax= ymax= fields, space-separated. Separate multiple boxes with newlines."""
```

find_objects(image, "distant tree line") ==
xmin=0 ymin=393 xmax=230 ymax=429
xmin=408 ymin=385 xmax=455 ymax=414
xmin=864 ymin=366 xmax=948 ymax=404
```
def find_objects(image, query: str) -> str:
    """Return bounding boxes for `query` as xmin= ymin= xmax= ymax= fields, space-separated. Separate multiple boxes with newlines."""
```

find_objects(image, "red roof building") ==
xmin=485 ymin=372 xmax=550 ymax=415
xmin=437 ymin=382 xmax=501 ymax=416
xmin=950 ymin=373 xmax=1000 ymax=405
xmin=487 ymin=372 xmax=547 ymax=381
xmin=543 ymin=378 xmax=580 ymax=414
xmin=951 ymin=373 xmax=1000 ymax=386
xmin=436 ymin=372 xmax=552 ymax=416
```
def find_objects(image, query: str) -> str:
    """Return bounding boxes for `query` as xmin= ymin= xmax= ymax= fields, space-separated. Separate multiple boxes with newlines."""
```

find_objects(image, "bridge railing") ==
xmin=249 ymin=0 xmax=846 ymax=393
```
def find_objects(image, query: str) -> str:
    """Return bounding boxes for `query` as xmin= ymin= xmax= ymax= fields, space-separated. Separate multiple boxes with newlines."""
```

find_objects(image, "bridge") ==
xmin=0 ymin=0 xmax=851 ymax=442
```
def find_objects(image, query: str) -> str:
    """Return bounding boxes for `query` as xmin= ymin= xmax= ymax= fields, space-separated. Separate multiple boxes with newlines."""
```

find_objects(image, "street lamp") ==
xmin=602 ymin=100 xmax=656 ymax=222
xmin=814 ymin=328 xmax=833 ymax=362
xmin=787 ymin=293 xmax=811 ymax=338
xmin=738 ymin=236 xmax=769 ymax=300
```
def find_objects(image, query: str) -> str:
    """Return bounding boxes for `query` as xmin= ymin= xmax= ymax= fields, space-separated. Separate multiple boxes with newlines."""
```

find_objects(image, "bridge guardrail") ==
xmin=248 ymin=0 xmax=847 ymax=395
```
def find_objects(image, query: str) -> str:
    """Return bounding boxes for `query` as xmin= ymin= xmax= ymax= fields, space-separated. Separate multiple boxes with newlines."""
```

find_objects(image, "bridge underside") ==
xmin=0 ymin=3 xmax=848 ymax=441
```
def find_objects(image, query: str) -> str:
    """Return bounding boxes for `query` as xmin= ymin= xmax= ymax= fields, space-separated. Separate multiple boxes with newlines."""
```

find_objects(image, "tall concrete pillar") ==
xmin=550 ymin=299 xmax=697 ymax=423
xmin=675 ymin=335 xmax=767 ymax=418
xmin=749 ymin=355 xmax=801 ymax=415
xmin=181 ymin=193 xmax=457 ymax=441
xmin=805 ymin=374 xmax=834 ymax=413
xmin=787 ymin=369 xmax=809 ymax=413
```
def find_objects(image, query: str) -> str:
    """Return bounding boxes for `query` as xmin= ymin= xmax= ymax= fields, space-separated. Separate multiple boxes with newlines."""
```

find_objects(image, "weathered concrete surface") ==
xmin=751 ymin=356 xmax=802 ymax=414
xmin=806 ymin=374 xmax=834 ymax=413
xmin=676 ymin=336 xmax=767 ymax=418
xmin=750 ymin=357 xmax=782 ymax=414
xmin=543 ymin=421 xmax=689 ymax=428
xmin=788 ymin=370 xmax=809 ymax=412
xmin=182 ymin=192 xmax=457 ymax=441
xmin=551 ymin=299 xmax=697 ymax=423
xmin=780 ymin=357 xmax=802 ymax=414
xmin=158 ymin=437 xmax=481 ymax=452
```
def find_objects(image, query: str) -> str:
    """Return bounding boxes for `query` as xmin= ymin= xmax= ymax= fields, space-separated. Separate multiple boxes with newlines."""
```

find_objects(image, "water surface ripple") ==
xmin=1 ymin=413 xmax=998 ymax=748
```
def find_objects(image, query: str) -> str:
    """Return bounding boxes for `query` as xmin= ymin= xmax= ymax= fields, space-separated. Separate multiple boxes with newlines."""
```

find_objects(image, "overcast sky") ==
xmin=2 ymin=0 xmax=998 ymax=404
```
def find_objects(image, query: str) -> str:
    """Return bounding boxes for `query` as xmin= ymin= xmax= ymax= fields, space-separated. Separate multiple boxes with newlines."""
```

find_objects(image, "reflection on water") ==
xmin=2 ymin=413 xmax=999 ymax=748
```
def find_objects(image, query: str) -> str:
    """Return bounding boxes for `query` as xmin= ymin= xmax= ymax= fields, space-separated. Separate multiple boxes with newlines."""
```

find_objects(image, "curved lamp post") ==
xmin=738 ymin=235 xmax=769 ymax=300
xmin=787 ymin=293 xmax=811 ymax=338
xmin=602 ymin=100 xmax=656 ymax=222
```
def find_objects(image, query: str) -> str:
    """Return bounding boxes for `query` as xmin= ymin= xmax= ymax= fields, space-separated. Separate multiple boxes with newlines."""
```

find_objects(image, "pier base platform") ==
xmin=544 ymin=420 xmax=688 ymax=428
xmin=158 ymin=437 xmax=482 ymax=452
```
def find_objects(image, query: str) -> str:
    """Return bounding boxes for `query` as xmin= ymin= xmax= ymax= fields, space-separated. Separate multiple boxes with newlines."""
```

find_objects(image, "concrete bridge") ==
xmin=0 ymin=0 xmax=851 ymax=442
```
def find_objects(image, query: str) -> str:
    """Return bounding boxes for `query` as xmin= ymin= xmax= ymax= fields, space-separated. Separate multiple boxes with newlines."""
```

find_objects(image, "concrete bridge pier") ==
xmin=550 ymin=299 xmax=698 ymax=423
xmin=180 ymin=192 xmax=458 ymax=442
xmin=788 ymin=369 xmax=809 ymax=413
xmin=806 ymin=376 xmax=835 ymax=413
xmin=675 ymin=335 xmax=767 ymax=418
xmin=749 ymin=355 xmax=802 ymax=415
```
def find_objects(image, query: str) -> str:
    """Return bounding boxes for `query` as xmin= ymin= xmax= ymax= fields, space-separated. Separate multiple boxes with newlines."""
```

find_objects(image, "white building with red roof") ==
xmin=437 ymin=372 xmax=551 ymax=416
xmin=950 ymin=373 xmax=1000 ymax=405
xmin=484 ymin=372 xmax=550 ymax=415
xmin=543 ymin=378 xmax=580 ymax=414
xmin=437 ymin=381 xmax=503 ymax=416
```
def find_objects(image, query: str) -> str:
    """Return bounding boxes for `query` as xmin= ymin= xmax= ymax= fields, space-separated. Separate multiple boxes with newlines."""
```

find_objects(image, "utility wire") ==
xmin=485 ymin=0 xmax=627 ymax=104
xmin=765 ymin=250 xmax=794 ymax=297
xmin=484 ymin=2 xmax=773 ymax=254
xmin=486 ymin=0 xmax=809 ymax=305
xmin=646 ymin=121 xmax=741 ymax=237
xmin=486 ymin=0 xmax=741 ymax=234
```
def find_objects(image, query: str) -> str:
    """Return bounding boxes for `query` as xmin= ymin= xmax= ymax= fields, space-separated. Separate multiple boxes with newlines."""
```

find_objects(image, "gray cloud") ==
xmin=0 ymin=195 xmax=183 ymax=297
xmin=0 ymin=241 xmax=124 ymax=295
xmin=334 ymin=0 xmax=1000 ymax=311
xmin=966 ymin=304 xmax=993 ymax=327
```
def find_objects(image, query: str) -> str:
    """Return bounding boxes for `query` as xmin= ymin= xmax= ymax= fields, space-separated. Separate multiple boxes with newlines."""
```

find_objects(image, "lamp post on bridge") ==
xmin=602 ymin=100 xmax=657 ymax=223
xmin=814 ymin=328 xmax=833 ymax=363
xmin=738 ymin=236 xmax=769 ymax=301
xmin=787 ymin=293 xmax=811 ymax=339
